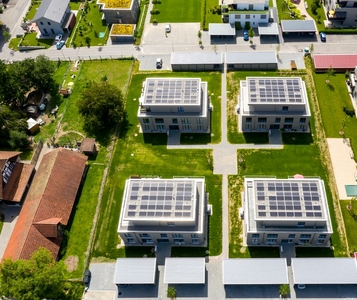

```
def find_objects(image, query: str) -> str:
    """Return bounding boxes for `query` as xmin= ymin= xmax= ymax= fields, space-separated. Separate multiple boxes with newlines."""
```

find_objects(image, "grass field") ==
xmin=340 ymin=200 xmax=357 ymax=253
xmin=25 ymin=1 xmax=41 ymax=20
xmin=92 ymin=71 xmax=223 ymax=259
xmin=151 ymin=0 xmax=201 ymax=23
xmin=206 ymin=0 xmax=222 ymax=24
xmin=229 ymin=133 xmax=346 ymax=257
xmin=9 ymin=37 xmax=22 ymax=50
xmin=20 ymin=33 xmax=53 ymax=48
xmin=305 ymin=0 xmax=326 ymax=32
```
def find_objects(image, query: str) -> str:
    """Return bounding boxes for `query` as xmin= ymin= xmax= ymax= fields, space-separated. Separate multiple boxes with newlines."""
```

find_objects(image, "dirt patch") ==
xmin=65 ymin=255 xmax=79 ymax=273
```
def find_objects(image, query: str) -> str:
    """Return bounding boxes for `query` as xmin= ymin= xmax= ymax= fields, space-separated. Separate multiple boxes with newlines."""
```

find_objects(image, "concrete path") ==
xmin=327 ymin=138 xmax=357 ymax=199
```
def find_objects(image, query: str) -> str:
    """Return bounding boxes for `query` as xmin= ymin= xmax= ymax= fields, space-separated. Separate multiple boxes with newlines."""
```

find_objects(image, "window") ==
xmin=249 ymin=4 xmax=253 ymax=9
xmin=297 ymin=222 xmax=305 ymax=227
xmin=172 ymin=233 xmax=183 ymax=238
xmin=300 ymin=234 xmax=311 ymax=239
xmin=139 ymin=233 xmax=151 ymax=237
xmin=261 ymin=14 xmax=267 ymax=19
xmin=191 ymin=234 xmax=199 ymax=238
xmin=266 ymin=239 xmax=277 ymax=244
xmin=318 ymin=234 xmax=327 ymax=239
xmin=144 ymin=125 xmax=150 ymax=130
xmin=174 ymin=239 xmax=185 ymax=244
xmin=43 ymin=28 xmax=48 ymax=34
xmin=143 ymin=118 xmax=150 ymax=124
xmin=284 ymin=118 xmax=294 ymax=124
xmin=252 ymin=238 xmax=259 ymax=244
xmin=288 ymin=234 xmax=295 ymax=239
xmin=246 ymin=117 xmax=252 ymax=123
xmin=181 ymin=118 xmax=189 ymax=124
xmin=316 ymin=239 xmax=325 ymax=244
xmin=282 ymin=106 xmax=289 ymax=112
xmin=161 ymin=234 xmax=168 ymax=238
xmin=267 ymin=234 xmax=278 ymax=238
xmin=246 ymin=15 xmax=250 ymax=19
xmin=51 ymin=29 xmax=55 ymax=34
xmin=156 ymin=125 xmax=165 ymax=130
xmin=299 ymin=239 xmax=310 ymax=244
xmin=245 ymin=123 xmax=252 ymax=130
xmin=197 ymin=118 xmax=203 ymax=124
xmin=167 ymin=222 xmax=175 ymax=226
xmin=275 ymin=118 xmax=281 ymax=123
xmin=124 ymin=233 xmax=133 ymax=237
xmin=252 ymin=234 xmax=260 ymax=238
xmin=235 ymin=15 xmax=241 ymax=19
xmin=182 ymin=125 xmax=190 ymax=130
xmin=47 ymin=22 xmax=51 ymax=25
xmin=127 ymin=238 xmax=136 ymax=243
xmin=40 ymin=22 xmax=44 ymax=25
xmin=258 ymin=118 xmax=267 ymax=123
xmin=300 ymin=118 xmax=306 ymax=123
xmin=177 ymin=107 xmax=184 ymax=112
xmin=155 ymin=118 xmax=164 ymax=124
xmin=197 ymin=125 xmax=203 ymax=130
xmin=142 ymin=239 xmax=153 ymax=244
xmin=172 ymin=118 xmax=178 ymax=124
xmin=192 ymin=238 xmax=200 ymax=244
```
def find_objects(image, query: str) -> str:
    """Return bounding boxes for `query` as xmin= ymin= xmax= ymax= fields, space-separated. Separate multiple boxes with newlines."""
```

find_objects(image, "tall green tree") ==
xmin=77 ymin=81 xmax=125 ymax=133
xmin=32 ymin=55 xmax=56 ymax=93
xmin=248 ymin=27 xmax=255 ymax=44
xmin=0 ymin=248 xmax=67 ymax=300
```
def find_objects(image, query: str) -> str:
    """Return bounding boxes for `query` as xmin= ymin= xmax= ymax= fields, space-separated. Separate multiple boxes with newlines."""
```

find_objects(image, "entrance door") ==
xmin=169 ymin=125 xmax=179 ymax=130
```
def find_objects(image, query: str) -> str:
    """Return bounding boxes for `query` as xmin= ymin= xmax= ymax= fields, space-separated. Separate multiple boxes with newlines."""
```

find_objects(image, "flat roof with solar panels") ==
xmin=142 ymin=78 xmax=201 ymax=106
xmin=252 ymin=179 xmax=327 ymax=221
xmin=122 ymin=178 xmax=198 ymax=223
xmin=246 ymin=77 xmax=307 ymax=105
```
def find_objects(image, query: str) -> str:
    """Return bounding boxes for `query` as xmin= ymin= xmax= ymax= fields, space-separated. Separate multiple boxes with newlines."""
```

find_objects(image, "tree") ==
xmin=309 ymin=43 xmax=314 ymax=54
xmin=8 ymin=130 xmax=30 ymax=149
xmin=77 ymin=81 xmax=125 ymax=133
xmin=279 ymin=284 xmax=290 ymax=299
xmin=248 ymin=27 xmax=255 ymax=44
xmin=167 ymin=286 xmax=177 ymax=300
xmin=32 ymin=55 xmax=56 ymax=93
xmin=0 ymin=248 xmax=68 ymax=300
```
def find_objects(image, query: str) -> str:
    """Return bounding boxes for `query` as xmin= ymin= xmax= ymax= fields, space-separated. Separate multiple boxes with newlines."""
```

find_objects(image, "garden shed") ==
xmin=171 ymin=52 xmax=223 ymax=71
xmin=80 ymin=138 xmax=97 ymax=155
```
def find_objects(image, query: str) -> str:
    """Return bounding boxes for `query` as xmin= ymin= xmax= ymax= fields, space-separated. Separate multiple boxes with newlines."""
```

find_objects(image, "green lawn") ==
xmin=9 ymin=37 xmax=22 ymax=50
xmin=340 ymin=200 xmax=357 ymax=254
xmin=91 ymin=71 xmax=223 ymax=259
xmin=69 ymin=0 xmax=82 ymax=10
xmin=151 ymin=0 xmax=201 ymax=23
xmin=305 ymin=0 xmax=326 ymax=32
xmin=312 ymin=72 xmax=357 ymax=156
xmin=26 ymin=1 xmax=41 ymax=20
xmin=206 ymin=0 xmax=222 ymax=24
xmin=229 ymin=133 xmax=346 ymax=257
xmin=70 ymin=2 xmax=109 ymax=47
xmin=20 ymin=33 xmax=53 ymax=48
xmin=276 ymin=0 xmax=303 ymax=20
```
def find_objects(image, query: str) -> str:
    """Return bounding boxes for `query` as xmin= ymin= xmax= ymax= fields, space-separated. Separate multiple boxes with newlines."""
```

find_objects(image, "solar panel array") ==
xmin=254 ymin=180 xmax=325 ymax=219
xmin=247 ymin=77 xmax=304 ymax=104
xmin=144 ymin=78 xmax=200 ymax=105
xmin=124 ymin=180 xmax=196 ymax=220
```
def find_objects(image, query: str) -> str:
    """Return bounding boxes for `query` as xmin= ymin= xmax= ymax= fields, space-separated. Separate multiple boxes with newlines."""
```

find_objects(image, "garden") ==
xmin=150 ymin=0 xmax=201 ymax=23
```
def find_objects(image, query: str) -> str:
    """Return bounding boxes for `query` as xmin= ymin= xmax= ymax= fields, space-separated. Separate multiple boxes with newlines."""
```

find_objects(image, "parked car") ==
xmin=243 ymin=30 xmax=249 ymax=41
xmin=54 ymin=34 xmax=62 ymax=42
xmin=83 ymin=269 xmax=91 ymax=291
xmin=156 ymin=58 xmax=163 ymax=69
xmin=165 ymin=24 xmax=171 ymax=33
xmin=56 ymin=40 xmax=65 ymax=50
xmin=320 ymin=32 xmax=326 ymax=42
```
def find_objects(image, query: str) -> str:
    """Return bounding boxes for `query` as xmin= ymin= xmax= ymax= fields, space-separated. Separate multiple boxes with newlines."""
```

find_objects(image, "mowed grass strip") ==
xmin=92 ymin=72 xmax=222 ymax=259
xmin=151 ymin=0 xmax=201 ymax=22
xmin=229 ymin=133 xmax=346 ymax=257
xmin=340 ymin=200 xmax=357 ymax=253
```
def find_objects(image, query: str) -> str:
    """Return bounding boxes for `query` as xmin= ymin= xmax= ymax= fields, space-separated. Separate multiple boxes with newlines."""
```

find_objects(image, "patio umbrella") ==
xmin=294 ymin=174 xmax=304 ymax=179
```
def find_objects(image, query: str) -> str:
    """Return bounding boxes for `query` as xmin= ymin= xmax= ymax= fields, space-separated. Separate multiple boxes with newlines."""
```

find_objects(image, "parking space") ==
xmin=138 ymin=54 xmax=171 ymax=71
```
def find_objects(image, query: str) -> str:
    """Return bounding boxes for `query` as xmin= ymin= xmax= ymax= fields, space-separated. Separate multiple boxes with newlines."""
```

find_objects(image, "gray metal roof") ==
xmin=226 ymin=52 xmax=277 ymax=64
xmin=164 ymin=258 xmax=205 ymax=284
xmin=209 ymin=24 xmax=236 ymax=36
xmin=113 ymin=258 xmax=157 ymax=284
xmin=171 ymin=52 xmax=223 ymax=65
xmin=223 ymin=258 xmax=289 ymax=285
xmin=291 ymin=258 xmax=357 ymax=284
xmin=258 ymin=23 xmax=279 ymax=35
xmin=33 ymin=0 xmax=70 ymax=23
xmin=281 ymin=20 xmax=317 ymax=32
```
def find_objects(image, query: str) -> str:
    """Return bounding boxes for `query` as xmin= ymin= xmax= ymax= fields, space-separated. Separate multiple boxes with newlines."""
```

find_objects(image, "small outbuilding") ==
xmin=80 ymin=138 xmax=96 ymax=155
xmin=27 ymin=118 xmax=40 ymax=134
xmin=164 ymin=258 xmax=206 ymax=284
xmin=313 ymin=54 xmax=357 ymax=72
xmin=281 ymin=20 xmax=317 ymax=35
xmin=171 ymin=52 xmax=223 ymax=71
xmin=226 ymin=52 xmax=278 ymax=70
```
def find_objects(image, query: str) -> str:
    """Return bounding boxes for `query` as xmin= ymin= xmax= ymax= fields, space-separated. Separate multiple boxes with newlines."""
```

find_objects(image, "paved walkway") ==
xmin=327 ymin=138 xmax=357 ymax=199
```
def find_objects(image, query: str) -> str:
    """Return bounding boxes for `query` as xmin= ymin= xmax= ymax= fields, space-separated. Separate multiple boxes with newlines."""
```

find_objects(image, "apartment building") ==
xmin=326 ymin=0 xmax=357 ymax=27
xmin=238 ymin=77 xmax=311 ymax=132
xmin=243 ymin=177 xmax=333 ymax=247
xmin=138 ymin=78 xmax=211 ymax=133
xmin=118 ymin=177 xmax=208 ymax=246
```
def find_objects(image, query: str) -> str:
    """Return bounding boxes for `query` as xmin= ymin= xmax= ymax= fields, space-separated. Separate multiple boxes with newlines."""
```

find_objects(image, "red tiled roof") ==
xmin=2 ymin=148 xmax=87 ymax=261
xmin=313 ymin=54 xmax=357 ymax=70
xmin=0 ymin=151 xmax=21 ymax=171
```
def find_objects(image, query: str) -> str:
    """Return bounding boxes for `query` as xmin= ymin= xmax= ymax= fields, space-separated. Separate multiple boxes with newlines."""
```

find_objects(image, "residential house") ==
xmin=0 ymin=151 xmax=34 ymax=204
xmin=238 ymin=77 xmax=311 ymax=132
xmin=33 ymin=0 xmax=76 ymax=36
xmin=3 ymin=148 xmax=87 ymax=260
xmin=138 ymin=78 xmax=211 ymax=133
xmin=118 ymin=177 xmax=209 ymax=246
xmin=243 ymin=177 xmax=333 ymax=247
xmin=97 ymin=0 xmax=140 ymax=24
xmin=221 ymin=0 xmax=270 ymax=28
xmin=326 ymin=0 xmax=357 ymax=27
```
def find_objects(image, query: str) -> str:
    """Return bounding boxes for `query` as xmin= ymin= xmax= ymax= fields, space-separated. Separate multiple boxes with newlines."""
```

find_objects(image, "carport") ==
xmin=113 ymin=258 xmax=157 ymax=285
xmin=171 ymin=52 xmax=223 ymax=71
xmin=291 ymin=258 xmax=357 ymax=285
xmin=223 ymin=258 xmax=289 ymax=285
xmin=258 ymin=23 xmax=279 ymax=39
xmin=226 ymin=52 xmax=278 ymax=70
xmin=313 ymin=54 xmax=357 ymax=72
xmin=281 ymin=20 xmax=317 ymax=35
xmin=164 ymin=258 xmax=206 ymax=284
xmin=209 ymin=23 xmax=235 ymax=39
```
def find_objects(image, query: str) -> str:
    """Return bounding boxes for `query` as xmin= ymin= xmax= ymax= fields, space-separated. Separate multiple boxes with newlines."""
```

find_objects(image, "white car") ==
xmin=55 ymin=34 xmax=62 ymax=42
xmin=165 ymin=24 xmax=171 ymax=33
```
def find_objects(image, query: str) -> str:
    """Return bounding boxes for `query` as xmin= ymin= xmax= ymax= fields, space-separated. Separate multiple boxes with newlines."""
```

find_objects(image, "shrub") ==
xmin=235 ymin=22 xmax=242 ymax=30
xmin=343 ymin=106 xmax=355 ymax=117
xmin=244 ymin=22 xmax=250 ymax=30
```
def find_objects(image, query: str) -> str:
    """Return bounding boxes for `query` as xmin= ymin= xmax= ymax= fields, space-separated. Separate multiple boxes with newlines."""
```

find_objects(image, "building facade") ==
xmin=118 ymin=177 xmax=208 ymax=246
xmin=238 ymin=77 xmax=311 ymax=132
xmin=243 ymin=177 xmax=333 ymax=247
xmin=97 ymin=0 xmax=140 ymax=24
xmin=326 ymin=0 xmax=357 ymax=27
xmin=138 ymin=78 xmax=211 ymax=133
xmin=221 ymin=0 xmax=270 ymax=27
